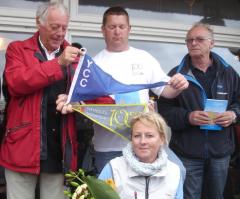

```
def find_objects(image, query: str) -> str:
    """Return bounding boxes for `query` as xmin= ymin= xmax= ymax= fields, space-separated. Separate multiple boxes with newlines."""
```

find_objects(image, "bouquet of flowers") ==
xmin=64 ymin=169 xmax=120 ymax=199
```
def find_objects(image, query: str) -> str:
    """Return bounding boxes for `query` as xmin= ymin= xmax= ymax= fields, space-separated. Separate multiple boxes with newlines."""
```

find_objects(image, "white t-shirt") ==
xmin=92 ymin=47 xmax=170 ymax=152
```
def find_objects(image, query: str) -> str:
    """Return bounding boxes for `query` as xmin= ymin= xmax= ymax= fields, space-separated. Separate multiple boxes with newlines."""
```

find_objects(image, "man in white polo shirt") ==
xmin=57 ymin=6 xmax=188 ymax=175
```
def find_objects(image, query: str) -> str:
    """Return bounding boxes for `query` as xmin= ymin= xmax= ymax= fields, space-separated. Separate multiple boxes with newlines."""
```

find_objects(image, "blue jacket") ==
xmin=158 ymin=52 xmax=240 ymax=159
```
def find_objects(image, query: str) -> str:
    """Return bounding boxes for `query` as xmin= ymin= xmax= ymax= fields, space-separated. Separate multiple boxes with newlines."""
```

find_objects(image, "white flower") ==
xmin=76 ymin=186 xmax=83 ymax=195
xmin=81 ymin=184 xmax=87 ymax=189
xmin=84 ymin=190 xmax=89 ymax=197
xmin=72 ymin=192 xmax=77 ymax=199
xmin=79 ymin=195 xmax=85 ymax=199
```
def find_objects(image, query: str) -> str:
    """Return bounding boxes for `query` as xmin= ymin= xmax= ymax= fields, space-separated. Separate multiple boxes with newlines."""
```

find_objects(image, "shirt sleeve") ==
xmin=147 ymin=53 xmax=170 ymax=97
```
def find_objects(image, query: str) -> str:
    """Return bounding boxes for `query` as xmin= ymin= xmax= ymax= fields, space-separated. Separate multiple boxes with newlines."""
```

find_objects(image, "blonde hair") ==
xmin=130 ymin=112 xmax=170 ymax=144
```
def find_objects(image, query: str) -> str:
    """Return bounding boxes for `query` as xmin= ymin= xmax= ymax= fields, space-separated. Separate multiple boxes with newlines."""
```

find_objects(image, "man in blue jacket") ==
xmin=158 ymin=22 xmax=240 ymax=199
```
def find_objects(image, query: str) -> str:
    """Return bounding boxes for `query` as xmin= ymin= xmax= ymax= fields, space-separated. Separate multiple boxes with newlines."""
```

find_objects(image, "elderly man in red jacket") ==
xmin=0 ymin=2 xmax=83 ymax=199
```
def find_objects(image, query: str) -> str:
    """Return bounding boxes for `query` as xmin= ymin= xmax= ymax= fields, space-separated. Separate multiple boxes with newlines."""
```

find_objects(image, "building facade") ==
xmin=0 ymin=0 xmax=240 ymax=105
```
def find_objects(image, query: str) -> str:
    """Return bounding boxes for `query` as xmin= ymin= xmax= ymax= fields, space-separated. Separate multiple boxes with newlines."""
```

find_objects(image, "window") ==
xmin=0 ymin=0 xmax=49 ymax=9
xmin=78 ymin=0 xmax=240 ymax=28
xmin=72 ymin=36 xmax=240 ymax=74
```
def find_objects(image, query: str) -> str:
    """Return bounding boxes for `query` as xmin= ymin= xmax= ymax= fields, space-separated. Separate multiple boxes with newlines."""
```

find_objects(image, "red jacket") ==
xmin=0 ymin=32 xmax=78 ymax=174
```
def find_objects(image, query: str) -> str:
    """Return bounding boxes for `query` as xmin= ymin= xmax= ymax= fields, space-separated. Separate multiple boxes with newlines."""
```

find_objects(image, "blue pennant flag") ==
xmin=67 ymin=54 xmax=168 ymax=103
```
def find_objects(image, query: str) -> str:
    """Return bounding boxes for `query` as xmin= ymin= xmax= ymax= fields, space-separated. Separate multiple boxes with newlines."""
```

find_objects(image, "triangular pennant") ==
xmin=67 ymin=54 xmax=168 ymax=103
xmin=72 ymin=103 xmax=148 ymax=141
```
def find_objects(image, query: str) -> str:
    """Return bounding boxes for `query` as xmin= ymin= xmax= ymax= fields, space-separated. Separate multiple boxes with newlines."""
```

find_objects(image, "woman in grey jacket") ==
xmin=99 ymin=112 xmax=185 ymax=199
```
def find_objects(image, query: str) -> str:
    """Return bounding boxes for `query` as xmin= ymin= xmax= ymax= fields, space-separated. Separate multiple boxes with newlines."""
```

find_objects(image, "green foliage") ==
xmin=86 ymin=176 xmax=120 ymax=199
xmin=64 ymin=169 xmax=120 ymax=199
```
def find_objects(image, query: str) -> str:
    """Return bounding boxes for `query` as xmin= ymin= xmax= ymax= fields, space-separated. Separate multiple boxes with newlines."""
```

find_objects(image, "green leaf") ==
xmin=65 ymin=173 xmax=74 ymax=178
xmin=78 ymin=168 xmax=85 ymax=176
xmin=69 ymin=171 xmax=76 ymax=175
xmin=70 ymin=181 xmax=80 ymax=187
xmin=85 ymin=176 xmax=120 ymax=199
xmin=63 ymin=190 xmax=72 ymax=198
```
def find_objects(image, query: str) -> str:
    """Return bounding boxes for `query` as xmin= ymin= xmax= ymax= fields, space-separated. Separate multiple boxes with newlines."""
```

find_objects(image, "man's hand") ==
xmin=161 ymin=73 xmax=189 ymax=98
xmin=214 ymin=111 xmax=237 ymax=127
xmin=57 ymin=46 xmax=85 ymax=66
xmin=189 ymin=110 xmax=211 ymax=126
xmin=148 ymin=100 xmax=156 ymax=112
xmin=169 ymin=73 xmax=189 ymax=91
xmin=56 ymin=94 xmax=73 ymax=114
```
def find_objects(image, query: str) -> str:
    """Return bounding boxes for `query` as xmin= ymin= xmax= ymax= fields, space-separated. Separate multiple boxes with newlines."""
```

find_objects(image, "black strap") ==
xmin=145 ymin=176 xmax=150 ymax=199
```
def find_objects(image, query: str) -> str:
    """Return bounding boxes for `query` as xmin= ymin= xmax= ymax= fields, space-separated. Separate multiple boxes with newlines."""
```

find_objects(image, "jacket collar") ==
xmin=22 ymin=32 xmax=40 ymax=51
xmin=22 ymin=31 xmax=70 ymax=61
xmin=176 ymin=52 xmax=230 ymax=75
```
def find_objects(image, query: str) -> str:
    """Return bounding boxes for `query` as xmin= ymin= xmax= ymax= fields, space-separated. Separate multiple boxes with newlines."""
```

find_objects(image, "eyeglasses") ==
xmin=185 ymin=37 xmax=212 ymax=44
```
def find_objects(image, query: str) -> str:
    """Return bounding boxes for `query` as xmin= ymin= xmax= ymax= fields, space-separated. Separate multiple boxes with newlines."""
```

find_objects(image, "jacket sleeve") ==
xmin=158 ymin=97 xmax=191 ymax=130
xmin=98 ymin=163 xmax=114 ymax=180
xmin=158 ymin=69 xmax=191 ymax=130
xmin=175 ymin=172 xmax=184 ymax=199
xmin=4 ymin=41 xmax=64 ymax=96
xmin=226 ymin=67 xmax=240 ymax=123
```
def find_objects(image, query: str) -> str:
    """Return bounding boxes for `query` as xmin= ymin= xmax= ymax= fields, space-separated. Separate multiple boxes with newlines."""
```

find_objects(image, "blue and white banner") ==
xmin=67 ymin=54 xmax=168 ymax=103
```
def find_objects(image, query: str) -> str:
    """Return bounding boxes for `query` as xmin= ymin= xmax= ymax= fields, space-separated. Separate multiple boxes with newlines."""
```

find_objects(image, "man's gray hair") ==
xmin=36 ymin=2 xmax=69 ymax=25
xmin=189 ymin=22 xmax=214 ymax=40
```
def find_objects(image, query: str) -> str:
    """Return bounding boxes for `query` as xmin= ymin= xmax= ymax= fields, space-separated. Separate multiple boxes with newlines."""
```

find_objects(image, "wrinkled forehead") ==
xmin=187 ymin=26 xmax=212 ymax=37
xmin=48 ymin=7 xmax=69 ymax=18
xmin=44 ymin=8 xmax=69 ymax=26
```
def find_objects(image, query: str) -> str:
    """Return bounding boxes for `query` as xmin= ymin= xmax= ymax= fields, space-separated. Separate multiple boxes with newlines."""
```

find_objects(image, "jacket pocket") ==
xmin=6 ymin=122 xmax=32 ymax=143
xmin=1 ymin=122 xmax=39 ymax=168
